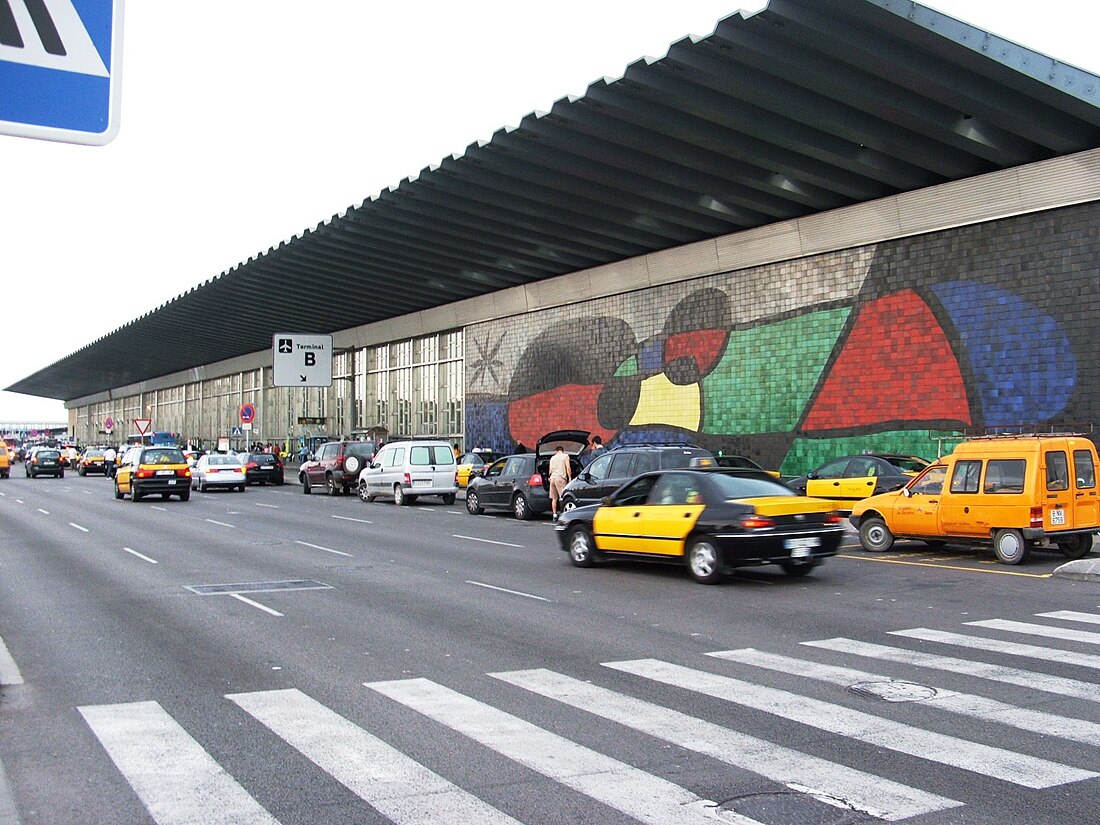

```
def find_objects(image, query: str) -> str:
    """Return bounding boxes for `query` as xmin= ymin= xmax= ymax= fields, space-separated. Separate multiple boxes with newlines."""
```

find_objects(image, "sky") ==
xmin=2 ymin=0 xmax=1098 ymax=425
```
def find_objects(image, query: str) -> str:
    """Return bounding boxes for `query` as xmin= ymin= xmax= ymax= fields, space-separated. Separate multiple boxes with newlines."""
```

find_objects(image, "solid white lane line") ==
xmin=0 ymin=635 xmax=24 ymax=686
xmin=14 ymin=499 xmax=23 ymax=504
xmin=69 ymin=523 xmax=89 ymax=533
xmin=452 ymin=535 xmax=524 ymax=548
xmin=150 ymin=506 xmax=167 ymax=512
xmin=204 ymin=519 xmax=235 ymax=528
xmin=967 ymin=618 xmax=1100 ymax=645
xmin=891 ymin=627 xmax=1100 ymax=671
xmin=79 ymin=700 xmax=279 ymax=825
xmin=229 ymin=594 xmax=283 ymax=616
xmin=466 ymin=581 xmax=549 ymax=602
xmin=254 ymin=503 xmax=279 ymax=509
xmin=123 ymin=547 xmax=159 ymax=565
xmin=492 ymin=668 xmax=958 ymax=822
xmin=806 ymin=637 xmax=1100 ymax=702
xmin=712 ymin=648 xmax=1100 ymax=747
xmin=229 ymin=688 xmax=521 ymax=825
xmin=1038 ymin=610 xmax=1100 ymax=625
xmin=331 ymin=515 xmax=372 ymax=524
xmin=37 ymin=508 xmax=49 ymax=514
xmin=366 ymin=677 xmax=753 ymax=825
xmin=605 ymin=659 xmax=1095 ymax=789
xmin=294 ymin=540 xmax=353 ymax=558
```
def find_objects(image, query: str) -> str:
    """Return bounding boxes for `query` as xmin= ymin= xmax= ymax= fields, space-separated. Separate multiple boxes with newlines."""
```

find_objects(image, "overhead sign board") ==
xmin=0 ymin=0 xmax=124 ymax=145
xmin=272 ymin=333 xmax=333 ymax=388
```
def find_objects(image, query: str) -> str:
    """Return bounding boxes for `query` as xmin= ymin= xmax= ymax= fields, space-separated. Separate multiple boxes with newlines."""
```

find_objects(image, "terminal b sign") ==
xmin=272 ymin=333 xmax=333 ymax=387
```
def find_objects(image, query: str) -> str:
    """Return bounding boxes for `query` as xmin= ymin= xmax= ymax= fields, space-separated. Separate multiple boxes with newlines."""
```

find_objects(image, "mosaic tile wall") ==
xmin=466 ymin=201 xmax=1100 ymax=475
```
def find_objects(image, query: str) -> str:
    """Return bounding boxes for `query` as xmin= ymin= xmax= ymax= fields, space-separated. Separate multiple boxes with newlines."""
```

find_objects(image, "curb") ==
xmin=1053 ymin=558 xmax=1100 ymax=582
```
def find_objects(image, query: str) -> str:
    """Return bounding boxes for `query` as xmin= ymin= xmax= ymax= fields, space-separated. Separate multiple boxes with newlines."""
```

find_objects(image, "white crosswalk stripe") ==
xmin=805 ymin=636 xmax=1100 ymax=702
xmin=710 ymin=648 xmax=1100 ymax=747
xmin=228 ymin=688 xmax=521 ymax=824
xmin=1037 ymin=610 xmax=1100 ymax=625
xmin=366 ymin=676 xmax=763 ymax=825
xmin=890 ymin=627 xmax=1100 ymax=670
xmin=966 ymin=618 xmax=1100 ymax=644
xmin=79 ymin=700 xmax=280 ymax=825
xmin=605 ymin=658 xmax=1097 ymax=788
xmin=490 ymin=666 xmax=960 ymax=821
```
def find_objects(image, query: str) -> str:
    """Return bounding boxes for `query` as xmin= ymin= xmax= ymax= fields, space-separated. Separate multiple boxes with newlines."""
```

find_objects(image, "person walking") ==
xmin=548 ymin=444 xmax=572 ymax=521
xmin=589 ymin=435 xmax=607 ymax=459
xmin=103 ymin=445 xmax=117 ymax=478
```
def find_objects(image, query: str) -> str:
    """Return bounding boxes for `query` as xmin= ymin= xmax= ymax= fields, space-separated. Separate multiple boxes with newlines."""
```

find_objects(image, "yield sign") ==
xmin=133 ymin=418 xmax=152 ymax=435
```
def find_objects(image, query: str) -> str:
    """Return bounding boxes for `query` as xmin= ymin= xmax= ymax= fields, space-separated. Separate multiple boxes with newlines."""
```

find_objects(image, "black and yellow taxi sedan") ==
xmin=114 ymin=446 xmax=192 ymax=502
xmin=77 ymin=447 xmax=107 ymax=475
xmin=555 ymin=468 xmax=845 ymax=583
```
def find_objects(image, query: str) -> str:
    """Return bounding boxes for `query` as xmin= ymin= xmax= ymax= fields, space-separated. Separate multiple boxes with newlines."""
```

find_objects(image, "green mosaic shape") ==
xmin=614 ymin=355 xmax=639 ymax=378
xmin=701 ymin=308 xmax=851 ymax=434
xmin=781 ymin=430 xmax=949 ymax=477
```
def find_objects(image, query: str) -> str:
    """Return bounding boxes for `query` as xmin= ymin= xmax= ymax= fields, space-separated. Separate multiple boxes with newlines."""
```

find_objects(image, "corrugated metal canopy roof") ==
xmin=11 ymin=0 xmax=1100 ymax=402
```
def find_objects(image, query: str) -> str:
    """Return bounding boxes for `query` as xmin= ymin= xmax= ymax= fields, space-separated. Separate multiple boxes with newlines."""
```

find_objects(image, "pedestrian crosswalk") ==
xmin=77 ymin=607 xmax=1100 ymax=824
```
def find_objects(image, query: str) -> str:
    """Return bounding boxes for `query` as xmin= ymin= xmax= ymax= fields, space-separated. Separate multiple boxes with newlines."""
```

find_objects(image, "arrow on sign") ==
xmin=300 ymin=375 xmax=307 ymax=382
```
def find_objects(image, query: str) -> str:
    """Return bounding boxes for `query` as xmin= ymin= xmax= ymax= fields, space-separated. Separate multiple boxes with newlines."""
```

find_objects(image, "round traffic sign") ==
xmin=239 ymin=403 xmax=256 ymax=424
xmin=104 ymin=416 xmax=114 ymax=433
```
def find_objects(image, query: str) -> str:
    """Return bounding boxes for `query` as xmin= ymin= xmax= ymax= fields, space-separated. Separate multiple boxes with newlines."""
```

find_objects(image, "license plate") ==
xmin=167 ymin=479 xmax=176 ymax=485
xmin=156 ymin=469 xmax=175 ymax=476
xmin=412 ymin=479 xmax=431 ymax=487
xmin=785 ymin=537 xmax=819 ymax=554
xmin=1050 ymin=508 xmax=1066 ymax=526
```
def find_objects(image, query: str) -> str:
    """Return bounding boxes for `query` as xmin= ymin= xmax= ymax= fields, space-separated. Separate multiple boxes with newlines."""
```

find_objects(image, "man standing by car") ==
xmin=103 ymin=445 xmax=117 ymax=478
xmin=549 ymin=444 xmax=572 ymax=521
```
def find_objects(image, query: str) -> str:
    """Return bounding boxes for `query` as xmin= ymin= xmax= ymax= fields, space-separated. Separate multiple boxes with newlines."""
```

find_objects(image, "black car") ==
xmin=556 ymin=468 xmax=845 ymax=583
xmin=465 ymin=430 xmax=587 ymax=520
xmin=26 ymin=448 xmax=64 ymax=478
xmin=559 ymin=444 xmax=714 ymax=512
xmin=241 ymin=452 xmax=285 ymax=485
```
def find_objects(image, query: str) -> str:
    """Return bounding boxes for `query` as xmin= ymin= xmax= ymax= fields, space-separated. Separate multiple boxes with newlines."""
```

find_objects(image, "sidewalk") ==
xmin=1053 ymin=557 xmax=1100 ymax=582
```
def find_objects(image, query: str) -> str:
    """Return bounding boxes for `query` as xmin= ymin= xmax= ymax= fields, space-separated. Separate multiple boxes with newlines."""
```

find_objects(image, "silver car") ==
xmin=192 ymin=454 xmax=247 ymax=492
xmin=357 ymin=440 xmax=458 ymax=505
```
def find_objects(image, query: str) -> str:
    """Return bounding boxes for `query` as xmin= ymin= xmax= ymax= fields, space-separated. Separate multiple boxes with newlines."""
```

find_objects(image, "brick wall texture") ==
xmin=465 ymin=201 xmax=1100 ymax=476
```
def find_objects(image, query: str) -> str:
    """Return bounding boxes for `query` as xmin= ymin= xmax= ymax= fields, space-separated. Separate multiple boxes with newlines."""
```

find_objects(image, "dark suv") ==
xmin=559 ymin=444 xmax=714 ymax=512
xmin=300 ymin=440 xmax=375 ymax=495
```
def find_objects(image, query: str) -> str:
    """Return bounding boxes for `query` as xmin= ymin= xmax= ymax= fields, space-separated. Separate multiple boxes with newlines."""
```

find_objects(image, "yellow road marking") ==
xmin=836 ymin=553 xmax=1053 ymax=578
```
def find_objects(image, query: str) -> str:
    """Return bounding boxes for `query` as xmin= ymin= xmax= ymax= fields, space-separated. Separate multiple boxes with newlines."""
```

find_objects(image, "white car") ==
xmin=191 ymin=454 xmax=247 ymax=492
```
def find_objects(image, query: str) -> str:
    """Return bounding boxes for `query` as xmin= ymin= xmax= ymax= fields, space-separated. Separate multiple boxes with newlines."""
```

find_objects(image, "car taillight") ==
xmin=247 ymin=462 xmax=257 ymax=470
xmin=740 ymin=514 xmax=775 ymax=530
xmin=528 ymin=473 xmax=543 ymax=487
xmin=825 ymin=512 xmax=845 ymax=525
xmin=403 ymin=472 xmax=411 ymax=485
xmin=181 ymin=468 xmax=191 ymax=477
xmin=1030 ymin=506 xmax=1044 ymax=528
xmin=137 ymin=469 xmax=154 ymax=478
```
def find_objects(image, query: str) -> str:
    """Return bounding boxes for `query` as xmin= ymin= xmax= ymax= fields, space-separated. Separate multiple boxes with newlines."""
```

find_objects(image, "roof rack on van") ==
xmin=608 ymin=442 xmax=702 ymax=451
xmin=960 ymin=423 xmax=1094 ymax=440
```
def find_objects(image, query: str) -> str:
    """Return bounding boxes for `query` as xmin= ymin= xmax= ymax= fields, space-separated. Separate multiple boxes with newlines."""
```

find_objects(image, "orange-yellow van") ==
xmin=850 ymin=434 xmax=1099 ymax=564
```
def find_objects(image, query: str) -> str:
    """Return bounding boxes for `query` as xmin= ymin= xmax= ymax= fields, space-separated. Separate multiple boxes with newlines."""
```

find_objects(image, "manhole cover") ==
xmin=185 ymin=579 xmax=331 ymax=595
xmin=848 ymin=680 xmax=938 ymax=702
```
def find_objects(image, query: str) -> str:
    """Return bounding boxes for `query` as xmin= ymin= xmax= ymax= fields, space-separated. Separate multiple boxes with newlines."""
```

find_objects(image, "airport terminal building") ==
xmin=9 ymin=0 xmax=1100 ymax=474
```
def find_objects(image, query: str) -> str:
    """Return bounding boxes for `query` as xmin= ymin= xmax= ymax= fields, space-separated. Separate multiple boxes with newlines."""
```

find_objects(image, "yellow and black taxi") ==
xmin=786 ymin=453 xmax=929 ymax=511
xmin=114 ymin=446 xmax=192 ymax=502
xmin=556 ymin=468 xmax=845 ymax=583
xmin=77 ymin=447 xmax=107 ymax=475
xmin=0 ymin=445 xmax=9 ymax=478
xmin=455 ymin=450 xmax=504 ymax=488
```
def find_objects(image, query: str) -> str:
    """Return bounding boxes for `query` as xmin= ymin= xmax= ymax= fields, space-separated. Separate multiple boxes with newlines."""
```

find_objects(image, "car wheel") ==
xmin=179 ymin=490 xmax=190 ymax=502
xmin=302 ymin=476 xmax=311 ymax=494
xmin=114 ymin=479 xmax=123 ymax=499
xmin=568 ymin=525 xmax=595 ymax=567
xmin=199 ymin=481 xmax=207 ymax=492
xmin=993 ymin=528 xmax=1028 ymax=565
xmin=859 ymin=517 xmax=895 ymax=552
xmin=394 ymin=484 xmax=407 ymax=506
xmin=562 ymin=496 xmax=578 ymax=513
xmin=78 ymin=467 xmax=86 ymax=476
xmin=779 ymin=559 xmax=817 ymax=577
xmin=58 ymin=469 xmax=64 ymax=479
xmin=1056 ymin=534 xmax=1092 ymax=559
xmin=442 ymin=493 xmax=456 ymax=505
xmin=276 ymin=478 xmax=285 ymax=486
xmin=687 ymin=538 xmax=724 ymax=584
xmin=357 ymin=481 xmax=373 ymax=503
xmin=466 ymin=489 xmax=483 ymax=514
xmin=326 ymin=475 xmax=339 ymax=496
xmin=512 ymin=493 xmax=532 ymax=520
xmin=130 ymin=485 xmax=141 ymax=502
xmin=161 ymin=493 xmax=170 ymax=501
xmin=238 ymin=485 xmax=246 ymax=492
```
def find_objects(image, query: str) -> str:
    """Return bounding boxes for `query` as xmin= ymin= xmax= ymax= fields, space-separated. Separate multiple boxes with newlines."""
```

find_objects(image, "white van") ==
xmin=357 ymin=440 xmax=458 ymax=505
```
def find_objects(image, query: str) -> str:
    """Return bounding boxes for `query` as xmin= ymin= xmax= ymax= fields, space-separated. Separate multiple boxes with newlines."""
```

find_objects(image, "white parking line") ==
xmin=205 ymin=519 xmax=235 ymax=528
xmin=0 ymin=635 xmax=24 ymax=686
xmin=295 ymin=540 xmax=353 ymax=558
xmin=467 ymin=581 xmax=549 ymax=601
xmin=14 ymin=499 xmax=23 ymax=504
xmin=69 ymin=523 xmax=89 ymax=533
xmin=123 ymin=547 xmax=159 ymax=564
xmin=453 ymin=535 xmax=524 ymax=548
xmin=255 ymin=503 xmax=279 ymax=509
xmin=229 ymin=594 xmax=283 ymax=616
xmin=37 ymin=508 xmax=49 ymax=514
xmin=331 ymin=515 xmax=372 ymax=524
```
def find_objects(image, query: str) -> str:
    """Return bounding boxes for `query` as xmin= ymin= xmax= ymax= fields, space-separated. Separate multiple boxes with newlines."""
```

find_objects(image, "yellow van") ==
xmin=849 ymin=434 xmax=1099 ymax=564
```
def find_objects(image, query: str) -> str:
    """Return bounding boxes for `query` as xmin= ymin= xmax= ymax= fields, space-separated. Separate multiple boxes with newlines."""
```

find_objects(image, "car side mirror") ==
xmin=902 ymin=487 xmax=912 ymax=498
xmin=807 ymin=472 xmax=818 ymax=480
xmin=581 ymin=472 xmax=591 ymax=482
xmin=602 ymin=496 xmax=615 ymax=506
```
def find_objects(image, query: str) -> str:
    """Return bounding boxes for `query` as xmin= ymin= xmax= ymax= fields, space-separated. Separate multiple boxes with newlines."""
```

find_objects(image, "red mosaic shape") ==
xmin=664 ymin=329 xmax=728 ymax=375
xmin=508 ymin=384 xmax=618 ymax=449
xmin=802 ymin=290 xmax=971 ymax=431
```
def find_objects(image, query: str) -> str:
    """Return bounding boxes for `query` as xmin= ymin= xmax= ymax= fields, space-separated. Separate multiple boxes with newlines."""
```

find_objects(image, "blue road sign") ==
xmin=231 ymin=426 xmax=244 ymax=437
xmin=0 ymin=0 xmax=123 ymax=145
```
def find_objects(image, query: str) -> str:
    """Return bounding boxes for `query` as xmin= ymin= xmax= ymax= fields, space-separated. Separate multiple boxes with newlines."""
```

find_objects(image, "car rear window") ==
xmin=38 ymin=450 xmax=59 ymax=459
xmin=347 ymin=443 xmax=374 ymax=458
xmin=143 ymin=449 xmax=185 ymax=464
xmin=661 ymin=450 xmax=711 ymax=470
xmin=252 ymin=454 xmax=278 ymax=466
xmin=209 ymin=455 xmax=240 ymax=466
xmin=710 ymin=473 xmax=796 ymax=499
xmin=888 ymin=456 xmax=929 ymax=472
xmin=410 ymin=445 xmax=455 ymax=466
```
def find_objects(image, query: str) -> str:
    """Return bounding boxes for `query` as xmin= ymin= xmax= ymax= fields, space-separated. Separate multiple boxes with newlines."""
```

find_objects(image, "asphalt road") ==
xmin=2 ymin=469 xmax=1099 ymax=825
